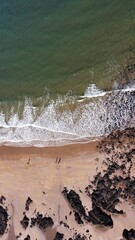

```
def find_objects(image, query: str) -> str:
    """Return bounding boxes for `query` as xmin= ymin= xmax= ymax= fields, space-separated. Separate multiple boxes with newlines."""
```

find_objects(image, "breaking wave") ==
xmin=0 ymin=84 xmax=134 ymax=147
xmin=84 ymin=83 xmax=106 ymax=98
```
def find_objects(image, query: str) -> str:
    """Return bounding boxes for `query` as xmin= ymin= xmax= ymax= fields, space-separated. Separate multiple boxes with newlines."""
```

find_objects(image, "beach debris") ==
xmin=54 ymin=231 xmax=64 ymax=240
xmin=122 ymin=228 xmax=135 ymax=240
xmin=25 ymin=197 xmax=33 ymax=211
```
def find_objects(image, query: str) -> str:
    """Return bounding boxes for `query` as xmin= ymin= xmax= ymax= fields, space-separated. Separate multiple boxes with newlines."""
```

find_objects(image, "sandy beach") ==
xmin=0 ymin=129 xmax=134 ymax=240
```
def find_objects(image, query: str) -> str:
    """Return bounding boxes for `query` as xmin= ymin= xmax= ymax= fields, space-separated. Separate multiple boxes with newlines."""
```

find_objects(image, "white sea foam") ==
xmin=83 ymin=82 xmax=135 ymax=99
xmin=84 ymin=83 xmax=106 ymax=98
xmin=122 ymin=81 xmax=135 ymax=91
xmin=0 ymin=85 xmax=134 ymax=147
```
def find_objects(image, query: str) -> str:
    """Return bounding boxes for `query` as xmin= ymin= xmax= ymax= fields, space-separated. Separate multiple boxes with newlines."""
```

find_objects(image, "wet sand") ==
xmin=0 ymin=130 xmax=134 ymax=240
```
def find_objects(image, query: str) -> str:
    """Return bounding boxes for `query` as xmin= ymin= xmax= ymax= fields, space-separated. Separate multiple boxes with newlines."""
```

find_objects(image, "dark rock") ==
xmin=62 ymin=189 xmax=86 ymax=217
xmin=25 ymin=197 xmax=33 ymax=211
xmin=87 ymin=205 xmax=113 ymax=227
xmin=0 ymin=196 xmax=6 ymax=205
xmin=130 ymin=148 xmax=135 ymax=155
xmin=60 ymin=221 xmax=69 ymax=229
xmin=16 ymin=232 xmax=22 ymax=239
xmin=74 ymin=234 xmax=87 ymax=240
xmin=20 ymin=215 xmax=29 ymax=229
xmin=0 ymin=206 xmax=8 ymax=235
xmin=62 ymin=128 xmax=135 ymax=231
xmin=31 ymin=212 xmax=53 ymax=230
xmin=24 ymin=235 xmax=31 ymax=240
xmin=90 ymin=172 xmax=123 ymax=214
xmin=74 ymin=212 xmax=83 ymax=224
xmin=30 ymin=217 xmax=36 ymax=227
xmin=123 ymin=228 xmax=135 ymax=239
xmin=54 ymin=232 xmax=64 ymax=240
xmin=124 ymin=179 xmax=135 ymax=200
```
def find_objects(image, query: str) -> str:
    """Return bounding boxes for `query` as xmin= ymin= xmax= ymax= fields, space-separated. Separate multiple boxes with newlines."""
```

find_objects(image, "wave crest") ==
xmin=0 ymin=86 xmax=134 ymax=147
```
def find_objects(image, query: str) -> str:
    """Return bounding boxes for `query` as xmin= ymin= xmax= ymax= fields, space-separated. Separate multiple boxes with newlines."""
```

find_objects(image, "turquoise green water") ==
xmin=0 ymin=0 xmax=135 ymax=101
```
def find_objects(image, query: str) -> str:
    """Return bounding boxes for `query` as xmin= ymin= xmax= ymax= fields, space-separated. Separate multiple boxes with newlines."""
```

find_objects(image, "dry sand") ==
xmin=0 ymin=135 xmax=134 ymax=240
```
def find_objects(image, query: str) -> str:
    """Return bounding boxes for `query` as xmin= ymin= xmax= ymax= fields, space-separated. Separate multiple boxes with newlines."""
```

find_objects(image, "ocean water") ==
xmin=0 ymin=0 xmax=135 ymax=146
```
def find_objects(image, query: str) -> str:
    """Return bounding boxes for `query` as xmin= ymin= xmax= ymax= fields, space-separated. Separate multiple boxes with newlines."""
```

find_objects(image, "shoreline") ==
xmin=0 ymin=136 xmax=100 ymax=149
xmin=0 ymin=139 xmax=98 ymax=161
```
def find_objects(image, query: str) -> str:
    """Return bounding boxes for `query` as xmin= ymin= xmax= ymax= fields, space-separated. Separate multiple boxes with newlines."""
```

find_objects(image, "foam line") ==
xmin=0 ymin=86 xmax=134 ymax=147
